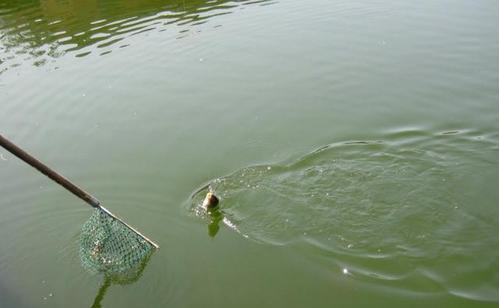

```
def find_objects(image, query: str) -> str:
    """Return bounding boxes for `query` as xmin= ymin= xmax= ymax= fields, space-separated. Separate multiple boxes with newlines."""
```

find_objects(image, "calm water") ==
xmin=1 ymin=0 xmax=499 ymax=307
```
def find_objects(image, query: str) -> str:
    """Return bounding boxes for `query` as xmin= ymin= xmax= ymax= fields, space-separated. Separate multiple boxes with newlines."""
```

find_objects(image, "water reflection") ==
xmin=207 ymin=207 xmax=223 ymax=237
xmin=90 ymin=253 xmax=152 ymax=308
xmin=0 ymin=0 xmax=273 ymax=74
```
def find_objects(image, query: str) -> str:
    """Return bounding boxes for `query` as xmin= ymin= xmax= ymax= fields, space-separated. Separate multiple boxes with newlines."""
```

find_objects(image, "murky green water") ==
xmin=1 ymin=0 xmax=499 ymax=307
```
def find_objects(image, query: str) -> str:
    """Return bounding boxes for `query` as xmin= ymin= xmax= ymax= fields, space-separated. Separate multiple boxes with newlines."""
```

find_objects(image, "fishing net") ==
xmin=79 ymin=208 xmax=154 ymax=278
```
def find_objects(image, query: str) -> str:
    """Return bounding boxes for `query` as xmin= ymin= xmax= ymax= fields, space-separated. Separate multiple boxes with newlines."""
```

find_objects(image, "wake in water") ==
xmin=189 ymin=128 xmax=499 ymax=302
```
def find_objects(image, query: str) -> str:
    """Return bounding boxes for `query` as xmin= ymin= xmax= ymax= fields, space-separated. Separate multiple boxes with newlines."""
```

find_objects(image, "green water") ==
xmin=1 ymin=0 xmax=499 ymax=307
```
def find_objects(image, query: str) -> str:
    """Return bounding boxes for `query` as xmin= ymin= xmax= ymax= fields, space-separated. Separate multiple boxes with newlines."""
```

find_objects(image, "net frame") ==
xmin=80 ymin=207 xmax=157 ymax=276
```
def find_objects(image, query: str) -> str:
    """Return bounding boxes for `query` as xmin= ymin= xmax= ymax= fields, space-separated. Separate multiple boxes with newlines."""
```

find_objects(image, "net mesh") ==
xmin=80 ymin=208 xmax=153 ymax=277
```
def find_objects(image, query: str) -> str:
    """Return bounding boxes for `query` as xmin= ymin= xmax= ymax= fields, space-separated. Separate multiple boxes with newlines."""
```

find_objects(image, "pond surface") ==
xmin=1 ymin=0 xmax=499 ymax=307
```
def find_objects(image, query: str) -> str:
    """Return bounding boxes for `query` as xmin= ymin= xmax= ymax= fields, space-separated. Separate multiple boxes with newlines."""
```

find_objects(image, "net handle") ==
xmin=0 ymin=133 xmax=100 ymax=207
xmin=1 ymin=133 xmax=159 ymax=249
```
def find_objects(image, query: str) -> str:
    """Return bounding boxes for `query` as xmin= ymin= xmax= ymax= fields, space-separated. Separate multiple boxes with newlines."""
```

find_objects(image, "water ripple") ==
xmin=0 ymin=0 xmax=275 ymax=74
xmin=189 ymin=128 xmax=499 ymax=302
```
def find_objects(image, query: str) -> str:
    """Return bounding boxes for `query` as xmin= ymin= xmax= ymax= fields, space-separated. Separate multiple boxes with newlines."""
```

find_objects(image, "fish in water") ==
xmin=202 ymin=192 xmax=219 ymax=210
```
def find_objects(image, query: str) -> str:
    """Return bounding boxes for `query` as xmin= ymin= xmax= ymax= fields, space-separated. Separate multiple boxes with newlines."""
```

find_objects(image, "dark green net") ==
xmin=80 ymin=209 xmax=153 ymax=277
